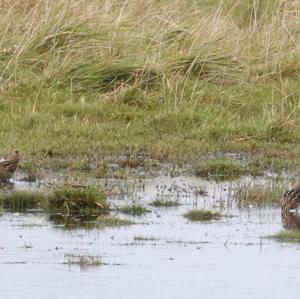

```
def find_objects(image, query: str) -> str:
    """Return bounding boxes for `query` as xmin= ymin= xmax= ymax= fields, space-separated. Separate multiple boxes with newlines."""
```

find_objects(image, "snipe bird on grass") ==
xmin=0 ymin=149 xmax=19 ymax=181
xmin=282 ymin=181 xmax=300 ymax=212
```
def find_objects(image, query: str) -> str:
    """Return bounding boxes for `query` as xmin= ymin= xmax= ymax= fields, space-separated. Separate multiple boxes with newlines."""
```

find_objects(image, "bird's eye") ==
xmin=15 ymin=150 xmax=19 ymax=154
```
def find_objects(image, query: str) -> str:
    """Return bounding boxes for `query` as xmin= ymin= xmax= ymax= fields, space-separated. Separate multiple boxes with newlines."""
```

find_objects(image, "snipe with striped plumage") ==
xmin=282 ymin=181 xmax=300 ymax=212
xmin=0 ymin=149 xmax=19 ymax=181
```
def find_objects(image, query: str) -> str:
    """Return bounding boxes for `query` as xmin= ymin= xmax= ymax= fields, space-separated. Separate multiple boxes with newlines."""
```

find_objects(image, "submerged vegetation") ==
xmin=184 ymin=209 xmax=222 ymax=221
xmin=0 ymin=0 xmax=299 ymax=171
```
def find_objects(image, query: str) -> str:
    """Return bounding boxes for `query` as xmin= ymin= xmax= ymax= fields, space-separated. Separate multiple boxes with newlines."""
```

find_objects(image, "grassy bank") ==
xmin=1 ymin=0 xmax=300 ymax=171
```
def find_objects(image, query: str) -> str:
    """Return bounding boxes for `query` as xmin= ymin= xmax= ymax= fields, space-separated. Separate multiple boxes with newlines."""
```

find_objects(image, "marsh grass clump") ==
xmin=231 ymin=181 xmax=288 ymax=208
xmin=119 ymin=204 xmax=150 ymax=216
xmin=0 ymin=191 xmax=45 ymax=212
xmin=48 ymin=186 xmax=108 ymax=217
xmin=184 ymin=209 xmax=222 ymax=221
xmin=270 ymin=230 xmax=300 ymax=243
xmin=195 ymin=158 xmax=244 ymax=178
xmin=150 ymin=199 xmax=181 ymax=207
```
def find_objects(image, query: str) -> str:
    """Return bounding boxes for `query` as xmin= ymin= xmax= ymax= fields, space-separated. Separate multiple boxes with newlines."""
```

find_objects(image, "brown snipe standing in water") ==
xmin=0 ymin=149 xmax=19 ymax=181
xmin=282 ymin=181 xmax=300 ymax=212
xmin=282 ymin=212 xmax=300 ymax=230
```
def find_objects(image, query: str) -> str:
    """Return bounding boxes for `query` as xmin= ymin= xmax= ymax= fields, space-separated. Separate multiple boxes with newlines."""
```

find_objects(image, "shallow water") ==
xmin=1 ymin=174 xmax=299 ymax=299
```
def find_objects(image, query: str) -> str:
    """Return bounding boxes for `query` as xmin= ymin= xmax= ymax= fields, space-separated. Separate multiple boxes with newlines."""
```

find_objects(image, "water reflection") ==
xmin=282 ymin=212 xmax=300 ymax=230
xmin=48 ymin=213 xmax=100 ymax=229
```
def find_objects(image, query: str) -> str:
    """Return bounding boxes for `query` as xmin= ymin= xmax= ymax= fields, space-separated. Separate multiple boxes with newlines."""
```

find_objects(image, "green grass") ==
xmin=150 ymin=199 xmax=181 ymax=207
xmin=119 ymin=204 xmax=150 ymax=216
xmin=184 ymin=209 xmax=222 ymax=221
xmin=0 ymin=1 xmax=300 ymax=172
xmin=270 ymin=230 xmax=300 ymax=243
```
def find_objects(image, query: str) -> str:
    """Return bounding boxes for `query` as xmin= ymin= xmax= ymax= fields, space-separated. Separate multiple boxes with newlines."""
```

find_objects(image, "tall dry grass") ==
xmin=0 ymin=0 xmax=299 ymax=91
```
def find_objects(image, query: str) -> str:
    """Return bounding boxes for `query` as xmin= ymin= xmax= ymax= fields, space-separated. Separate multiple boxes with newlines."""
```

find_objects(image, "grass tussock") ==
xmin=48 ymin=186 xmax=108 ymax=216
xmin=1 ymin=1 xmax=300 ymax=170
xmin=184 ymin=209 xmax=222 ymax=221
xmin=231 ymin=180 xmax=288 ymax=207
xmin=119 ymin=204 xmax=150 ymax=216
